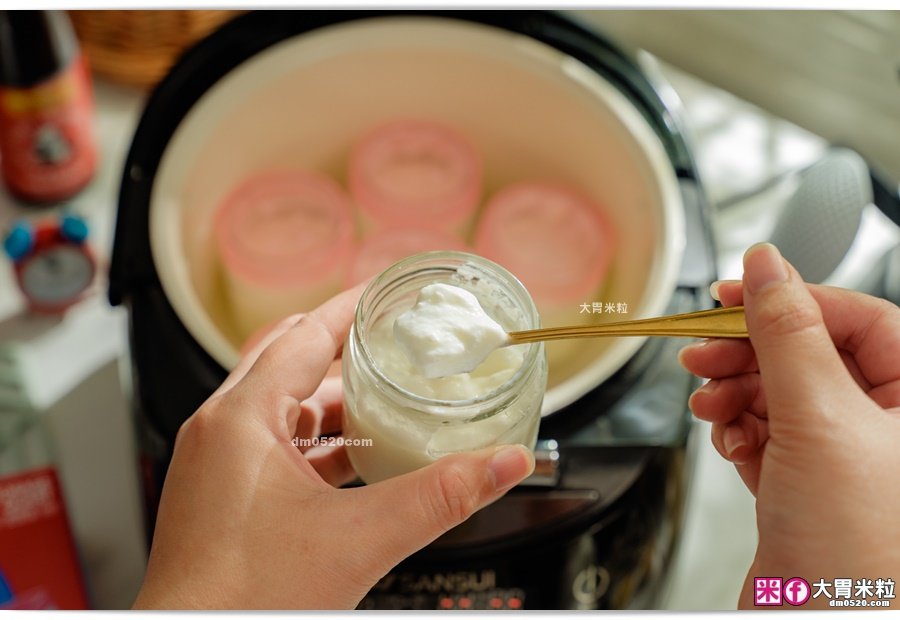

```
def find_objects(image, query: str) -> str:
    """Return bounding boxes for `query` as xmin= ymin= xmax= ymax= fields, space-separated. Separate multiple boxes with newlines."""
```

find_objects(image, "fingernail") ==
xmin=688 ymin=379 xmax=718 ymax=413
xmin=677 ymin=340 xmax=709 ymax=367
xmin=743 ymin=243 xmax=789 ymax=294
xmin=699 ymin=379 xmax=719 ymax=396
xmin=709 ymin=281 xmax=722 ymax=301
xmin=489 ymin=445 xmax=535 ymax=491
xmin=723 ymin=425 xmax=747 ymax=457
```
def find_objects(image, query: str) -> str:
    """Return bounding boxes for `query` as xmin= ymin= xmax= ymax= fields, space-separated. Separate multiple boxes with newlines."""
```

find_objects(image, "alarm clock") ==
xmin=3 ymin=215 xmax=96 ymax=313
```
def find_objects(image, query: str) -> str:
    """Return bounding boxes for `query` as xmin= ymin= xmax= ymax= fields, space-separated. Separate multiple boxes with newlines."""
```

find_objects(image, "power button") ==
xmin=572 ymin=564 xmax=610 ymax=606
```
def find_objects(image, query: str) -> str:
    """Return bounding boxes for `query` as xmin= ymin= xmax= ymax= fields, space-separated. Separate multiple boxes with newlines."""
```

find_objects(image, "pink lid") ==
xmin=345 ymin=227 xmax=468 ymax=287
xmin=474 ymin=182 xmax=616 ymax=304
xmin=348 ymin=119 xmax=482 ymax=229
xmin=214 ymin=169 xmax=355 ymax=287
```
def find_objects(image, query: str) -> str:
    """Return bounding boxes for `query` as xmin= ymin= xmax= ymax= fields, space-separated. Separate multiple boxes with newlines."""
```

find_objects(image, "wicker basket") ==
xmin=69 ymin=10 xmax=240 ymax=89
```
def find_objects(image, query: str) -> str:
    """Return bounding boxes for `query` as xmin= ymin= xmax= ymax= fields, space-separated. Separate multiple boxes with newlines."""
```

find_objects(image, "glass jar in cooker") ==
xmin=342 ymin=251 xmax=547 ymax=484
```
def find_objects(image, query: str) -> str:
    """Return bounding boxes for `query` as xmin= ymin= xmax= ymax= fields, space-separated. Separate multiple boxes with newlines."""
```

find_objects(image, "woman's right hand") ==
xmin=679 ymin=243 xmax=900 ymax=609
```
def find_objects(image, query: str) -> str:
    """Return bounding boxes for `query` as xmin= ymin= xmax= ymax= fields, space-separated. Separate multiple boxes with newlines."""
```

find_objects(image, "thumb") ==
xmin=742 ymin=242 xmax=856 ymax=416
xmin=352 ymin=444 xmax=534 ymax=573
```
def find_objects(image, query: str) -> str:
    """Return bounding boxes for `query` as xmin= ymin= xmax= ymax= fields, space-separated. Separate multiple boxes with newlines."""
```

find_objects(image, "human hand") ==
xmin=678 ymin=243 xmax=900 ymax=609
xmin=133 ymin=285 xmax=535 ymax=609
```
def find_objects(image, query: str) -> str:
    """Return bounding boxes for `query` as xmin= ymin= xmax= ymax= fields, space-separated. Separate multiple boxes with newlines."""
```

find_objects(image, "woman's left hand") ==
xmin=133 ymin=285 xmax=534 ymax=609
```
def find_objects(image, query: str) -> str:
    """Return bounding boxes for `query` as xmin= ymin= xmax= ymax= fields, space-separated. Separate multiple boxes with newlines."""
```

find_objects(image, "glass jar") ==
xmin=342 ymin=251 xmax=547 ymax=484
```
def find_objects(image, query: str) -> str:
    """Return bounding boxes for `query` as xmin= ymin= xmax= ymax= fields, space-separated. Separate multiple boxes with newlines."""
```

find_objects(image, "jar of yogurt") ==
xmin=342 ymin=251 xmax=547 ymax=484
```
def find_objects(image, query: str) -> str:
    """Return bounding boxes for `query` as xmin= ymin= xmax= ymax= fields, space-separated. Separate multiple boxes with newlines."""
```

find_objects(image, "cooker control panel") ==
xmin=359 ymin=588 xmax=527 ymax=610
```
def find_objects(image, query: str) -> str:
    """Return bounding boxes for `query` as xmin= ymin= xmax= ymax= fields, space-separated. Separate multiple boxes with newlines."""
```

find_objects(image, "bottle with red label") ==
xmin=0 ymin=410 xmax=89 ymax=609
xmin=0 ymin=10 xmax=97 ymax=203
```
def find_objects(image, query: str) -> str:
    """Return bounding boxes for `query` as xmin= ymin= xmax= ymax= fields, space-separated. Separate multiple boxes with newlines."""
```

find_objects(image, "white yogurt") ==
xmin=393 ymin=283 xmax=511 ymax=379
xmin=369 ymin=304 xmax=523 ymax=403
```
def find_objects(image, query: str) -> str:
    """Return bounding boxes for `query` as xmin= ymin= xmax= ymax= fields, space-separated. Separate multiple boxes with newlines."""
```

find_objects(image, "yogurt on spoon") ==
xmin=393 ymin=283 xmax=512 ymax=378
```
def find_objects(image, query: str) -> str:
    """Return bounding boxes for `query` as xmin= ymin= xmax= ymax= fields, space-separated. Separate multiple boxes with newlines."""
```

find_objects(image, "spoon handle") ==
xmin=507 ymin=305 xmax=748 ymax=344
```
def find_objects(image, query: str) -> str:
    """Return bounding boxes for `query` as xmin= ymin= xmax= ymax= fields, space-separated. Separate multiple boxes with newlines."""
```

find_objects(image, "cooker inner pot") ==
xmin=148 ymin=17 xmax=685 ymax=415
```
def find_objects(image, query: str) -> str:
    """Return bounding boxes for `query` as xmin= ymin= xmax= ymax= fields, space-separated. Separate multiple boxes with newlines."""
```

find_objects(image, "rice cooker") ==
xmin=109 ymin=10 xmax=717 ymax=610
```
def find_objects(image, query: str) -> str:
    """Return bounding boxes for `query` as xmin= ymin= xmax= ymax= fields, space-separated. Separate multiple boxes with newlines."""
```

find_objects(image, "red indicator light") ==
xmin=508 ymin=597 xmax=523 ymax=609
xmin=439 ymin=597 xmax=454 ymax=609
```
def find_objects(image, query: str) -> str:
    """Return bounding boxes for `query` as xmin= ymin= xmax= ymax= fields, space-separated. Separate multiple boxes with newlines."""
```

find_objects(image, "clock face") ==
xmin=20 ymin=246 xmax=95 ymax=305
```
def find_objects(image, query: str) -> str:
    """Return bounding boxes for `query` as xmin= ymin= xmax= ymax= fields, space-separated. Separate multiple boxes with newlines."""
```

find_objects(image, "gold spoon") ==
xmin=507 ymin=305 xmax=748 ymax=345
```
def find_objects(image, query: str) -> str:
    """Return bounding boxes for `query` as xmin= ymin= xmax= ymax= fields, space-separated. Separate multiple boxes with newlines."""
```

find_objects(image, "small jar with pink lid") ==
xmin=214 ymin=169 xmax=355 ymax=341
xmin=475 ymin=181 xmax=616 ymax=366
xmin=348 ymin=119 xmax=483 ymax=237
xmin=344 ymin=227 xmax=468 ymax=288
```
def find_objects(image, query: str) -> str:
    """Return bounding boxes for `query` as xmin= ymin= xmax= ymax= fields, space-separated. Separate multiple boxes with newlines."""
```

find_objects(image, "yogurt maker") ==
xmin=109 ymin=10 xmax=717 ymax=609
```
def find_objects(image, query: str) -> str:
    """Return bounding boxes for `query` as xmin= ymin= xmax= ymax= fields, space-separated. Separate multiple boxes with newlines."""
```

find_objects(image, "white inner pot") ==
xmin=149 ymin=17 xmax=686 ymax=415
